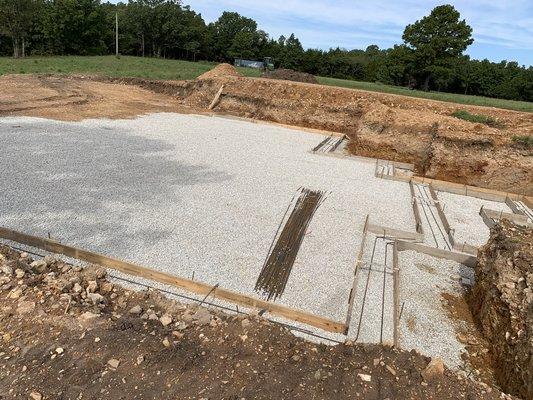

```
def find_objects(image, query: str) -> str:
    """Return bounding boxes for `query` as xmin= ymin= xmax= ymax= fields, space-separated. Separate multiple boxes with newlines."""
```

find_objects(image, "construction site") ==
xmin=0 ymin=65 xmax=532 ymax=400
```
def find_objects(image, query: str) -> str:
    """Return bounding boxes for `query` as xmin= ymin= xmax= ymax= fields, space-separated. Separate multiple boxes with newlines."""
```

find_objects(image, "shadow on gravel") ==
xmin=0 ymin=119 xmax=232 ymax=252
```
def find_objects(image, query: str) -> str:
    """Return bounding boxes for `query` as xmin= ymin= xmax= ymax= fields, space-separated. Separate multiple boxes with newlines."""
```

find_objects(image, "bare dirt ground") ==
xmin=0 ymin=245 xmax=511 ymax=400
xmin=1 ymin=67 xmax=531 ymax=194
xmin=0 ymin=74 xmax=187 ymax=121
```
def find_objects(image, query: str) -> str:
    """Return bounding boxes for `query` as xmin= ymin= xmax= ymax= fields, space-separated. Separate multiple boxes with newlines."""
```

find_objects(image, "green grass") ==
xmin=512 ymin=135 xmax=533 ymax=148
xmin=0 ymin=55 xmax=261 ymax=80
xmin=451 ymin=110 xmax=503 ymax=127
xmin=317 ymin=76 xmax=533 ymax=113
xmin=1 ymin=55 xmax=531 ymax=112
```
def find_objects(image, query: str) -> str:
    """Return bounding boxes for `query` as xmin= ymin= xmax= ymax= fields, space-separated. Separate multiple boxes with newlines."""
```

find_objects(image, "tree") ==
xmin=208 ymin=11 xmax=258 ymax=61
xmin=0 ymin=0 xmax=40 ymax=57
xmin=402 ymin=5 xmax=473 ymax=90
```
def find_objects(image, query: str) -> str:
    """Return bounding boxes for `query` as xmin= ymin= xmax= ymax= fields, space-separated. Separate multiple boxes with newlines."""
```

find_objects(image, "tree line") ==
xmin=0 ymin=0 xmax=531 ymax=102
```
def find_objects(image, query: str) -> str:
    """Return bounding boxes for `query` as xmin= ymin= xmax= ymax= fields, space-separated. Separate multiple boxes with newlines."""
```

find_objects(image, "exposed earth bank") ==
xmin=1 ymin=65 xmax=531 ymax=194
xmin=469 ymin=221 xmax=533 ymax=400
xmin=0 ymin=245 xmax=512 ymax=400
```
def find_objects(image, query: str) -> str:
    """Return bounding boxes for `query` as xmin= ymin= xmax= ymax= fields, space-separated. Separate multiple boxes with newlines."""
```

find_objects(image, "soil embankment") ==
xmin=1 ymin=65 xmax=531 ymax=194
xmin=469 ymin=221 xmax=533 ymax=399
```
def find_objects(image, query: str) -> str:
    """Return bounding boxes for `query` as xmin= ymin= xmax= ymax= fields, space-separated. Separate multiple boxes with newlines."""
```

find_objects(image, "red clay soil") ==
xmin=0 ymin=245 xmax=514 ymax=399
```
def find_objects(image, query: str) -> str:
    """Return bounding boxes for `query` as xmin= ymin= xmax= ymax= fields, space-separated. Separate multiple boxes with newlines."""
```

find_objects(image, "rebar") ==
xmin=255 ymin=188 xmax=326 ymax=301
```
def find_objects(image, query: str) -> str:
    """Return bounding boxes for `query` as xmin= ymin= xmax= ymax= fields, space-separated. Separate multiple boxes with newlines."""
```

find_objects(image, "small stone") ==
xmin=129 ymin=305 xmax=142 ymax=315
xmin=107 ymin=358 xmax=120 ymax=369
xmin=421 ymin=358 xmax=444 ymax=381
xmin=241 ymin=319 xmax=251 ymax=328
xmin=30 ymin=260 xmax=47 ymax=273
xmin=73 ymin=283 xmax=83 ymax=294
xmin=16 ymin=301 xmax=35 ymax=315
xmin=193 ymin=308 xmax=212 ymax=325
xmin=358 ymin=373 xmax=372 ymax=382
xmin=15 ymin=269 xmax=25 ymax=279
xmin=386 ymin=365 xmax=396 ymax=376
xmin=291 ymin=354 xmax=300 ymax=362
xmin=175 ymin=321 xmax=188 ymax=331
xmin=55 ymin=347 xmax=64 ymax=354
xmin=1 ymin=264 xmax=13 ymax=276
xmin=86 ymin=281 xmax=98 ymax=293
xmin=162 ymin=338 xmax=171 ymax=347
xmin=79 ymin=311 xmax=99 ymax=321
xmin=20 ymin=252 xmax=28 ymax=259
xmin=136 ymin=355 xmax=144 ymax=365
xmin=29 ymin=392 xmax=42 ymax=400
xmin=87 ymin=292 xmax=105 ymax=304
xmin=100 ymin=282 xmax=113 ymax=294
xmin=160 ymin=314 xmax=173 ymax=326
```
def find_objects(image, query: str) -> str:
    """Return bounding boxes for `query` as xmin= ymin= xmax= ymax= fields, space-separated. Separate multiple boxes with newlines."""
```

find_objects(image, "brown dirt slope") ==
xmin=0 ymin=245 xmax=511 ymax=400
xmin=1 ymin=72 xmax=531 ymax=194
xmin=262 ymin=68 xmax=319 ymax=84
xmin=469 ymin=221 xmax=533 ymax=399
xmin=174 ymin=74 xmax=532 ymax=195
xmin=0 ymin=74 xmax=186 ymax=121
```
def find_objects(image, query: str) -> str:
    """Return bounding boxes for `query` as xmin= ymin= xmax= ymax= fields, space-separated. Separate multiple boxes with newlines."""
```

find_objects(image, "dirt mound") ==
xmin=197 ymin=63 xmax=241 ymax=80
xmin=0 ymin=245 xmax=509 ymax=399
xmin=469 ymin=221 xmax=533 ymax=399
xmin=262 ymin=68 xmax=318 ymax=84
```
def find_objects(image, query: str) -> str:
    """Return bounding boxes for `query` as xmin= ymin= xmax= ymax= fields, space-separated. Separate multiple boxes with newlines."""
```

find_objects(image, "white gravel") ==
xmin=0 ymin=112 xmax=504 ymax=369
xmin=437 ymin=191 xmax=511 ymax=247
xmin=398 ymin=250 xmax=474 ymax=369
xmin=0 ymin=113 xmax=414 ymax=330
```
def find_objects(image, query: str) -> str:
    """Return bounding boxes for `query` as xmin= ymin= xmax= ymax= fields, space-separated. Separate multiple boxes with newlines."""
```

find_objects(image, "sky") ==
xmin=112 ymin=0 xmax=533 ymax=66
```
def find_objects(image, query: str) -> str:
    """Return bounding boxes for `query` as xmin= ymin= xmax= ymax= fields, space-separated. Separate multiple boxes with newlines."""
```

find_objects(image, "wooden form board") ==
xmin=479 ymin=208 xmax=532 ymax=228
xmin=392 ymin=242 xmax=400 ymax=348
xmin=344 ymin=215 xmax=369 ymax=333
xmin=428 ymin=185 xmax=478 ymax=256
xmin=367 ymin=223 xmax=424 ymax=242
xmin=0 ymin=227 xmax=346 ymax=334
xmin=409 ymin=181 xmax=424 ymax=234
xmin=505 ymin=197 xmax=524 ymax=216
xmin=208 ymin=85 xmax=224 ymax=110
xmin=411 ymin=176 xmax=532 ymax=204
xmin=396 ymin=240 xmax=477 ymax=268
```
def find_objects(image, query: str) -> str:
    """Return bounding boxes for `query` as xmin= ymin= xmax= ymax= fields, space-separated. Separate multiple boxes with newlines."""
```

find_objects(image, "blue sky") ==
xmin=112 ymin=1 xmax=533 ymax=66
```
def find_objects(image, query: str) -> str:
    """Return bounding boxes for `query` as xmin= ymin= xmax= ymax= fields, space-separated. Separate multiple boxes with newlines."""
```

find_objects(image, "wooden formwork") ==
xmin=345 ymin=215 xmax=369 ymax=334
xmin=479 ymin=207 xmax=533 ymax=228
xmin=428 ymin=185 xmax=479 ymax=256
xmin=409 ymin=181 xmax=424 ymax=234
xmin=0 ymin=227 xmax=347 ymax=334
xmin=396 ymin=240 xmax=477 ymax=268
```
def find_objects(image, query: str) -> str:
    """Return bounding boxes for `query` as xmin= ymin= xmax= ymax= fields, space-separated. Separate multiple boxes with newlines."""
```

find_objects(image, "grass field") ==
xmin=1 ymin=55 xmax=531 ymax=112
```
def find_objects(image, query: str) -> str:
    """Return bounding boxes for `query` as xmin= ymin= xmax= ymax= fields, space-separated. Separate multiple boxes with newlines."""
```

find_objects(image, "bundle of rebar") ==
xmin=255 ymin=188 xmax=327 ymax=301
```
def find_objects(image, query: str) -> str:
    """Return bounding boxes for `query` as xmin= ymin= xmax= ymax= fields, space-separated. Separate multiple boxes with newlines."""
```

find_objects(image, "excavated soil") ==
xmin=0 ymin=74 xmax=189 ymax=121
xmin=262 ymin=68 xmax=319 ymax=84
xmin=0 ymin=245 xmax=513 ymax=399
xmin=1 ymin=69 xmax=531 ymax=194
xmin=469 ymin=221 xmax=533 ymax=400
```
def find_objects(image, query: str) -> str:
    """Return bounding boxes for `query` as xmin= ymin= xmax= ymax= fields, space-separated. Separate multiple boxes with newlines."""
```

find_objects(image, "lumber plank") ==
xmin=392 ymin=241 xmax=400 ymax=348
xmin=0 ymin=227 xmax=346 ymax=334
xmin=344 ymin=215 xmax=369 ymax=333
xmin=367 ymin=223 xmax=424 ymax=242
xmin=396 ymin=240 xmax=477 ymax=268
xmin=482 ymin=208 xmax=531 ymax=226
xmin=208 ymin=85 xmax=224 ymax=110
xmin=409 ymin=181 xmax=424 ymax=234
